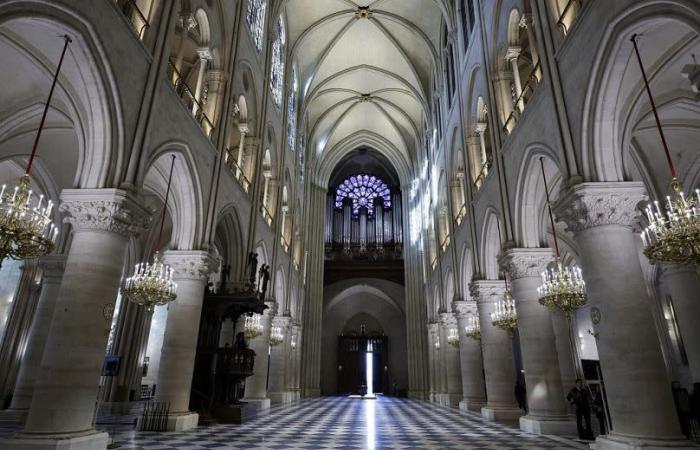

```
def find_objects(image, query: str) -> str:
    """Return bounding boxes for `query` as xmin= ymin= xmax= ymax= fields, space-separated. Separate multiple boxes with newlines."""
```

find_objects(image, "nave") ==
xmin=0 ymin=397 xmax=585 ymax=450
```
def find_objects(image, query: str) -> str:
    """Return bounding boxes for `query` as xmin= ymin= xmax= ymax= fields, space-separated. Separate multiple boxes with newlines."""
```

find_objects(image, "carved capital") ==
xmin=552 ymin=182 xmax=647 ymax=234
xmin=452 ymin=300 xmax=478 ymax=319
xmin=505 ymin=46 xmax=521 ymax=61
xmin=439 ymin=311 xmax=457 ymax=327
xmin=499 ymin=247 xmax=554 ymax=280
xmin=38 ymin=254 xmax=67 ymax=281
xmin=427 ymin=321 xmax=440 ymax=334
xmin=469 ymin=279 xmax=506 ymax=305
xmin=60 ymin=189 xmax=150 ymax=238
xmin=272 ymin=315 xmax=291 ymax=330
xmin=162 ymin=250 xmax=217 ymax=281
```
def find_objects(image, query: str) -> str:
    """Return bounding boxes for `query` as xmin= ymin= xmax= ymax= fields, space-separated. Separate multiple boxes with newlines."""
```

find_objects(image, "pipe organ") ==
xmin=324 ymin=174 xmax=403 ymax=259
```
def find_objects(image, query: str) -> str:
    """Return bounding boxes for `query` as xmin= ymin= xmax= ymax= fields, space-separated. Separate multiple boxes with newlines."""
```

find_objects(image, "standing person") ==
xmin=567 ymin=379 xmax=593 ymax=440
xmin=671 ymin=381 xmax=691 ymax=437
xmin=591 ymin=385 xmax=607 ymax=435
xmin=515 ymin=376 xmax=527 ymax=413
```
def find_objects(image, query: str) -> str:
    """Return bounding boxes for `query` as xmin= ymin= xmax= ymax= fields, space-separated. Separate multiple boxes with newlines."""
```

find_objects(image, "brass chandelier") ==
xmin=537 ymin=157 xmax=587 ymax=315
xmin=447 ymin=328 xmax=460 ymax=347
xmin=0 ymin=37 xmax=71 ymax=265
xmin=490 ymin=288 xmax=517 ymax=332
xmin=464 ymin=315 xmax=481 ymax=340
xmin=122 ymin=155 xmax=178 ymax=311
xmin=244 ymin=314 xmax=263 ymax=340
xmin=630 ymin=34 xmax=700 ymax=265
xmin=270 ymin=325 xmax=284 ymax=346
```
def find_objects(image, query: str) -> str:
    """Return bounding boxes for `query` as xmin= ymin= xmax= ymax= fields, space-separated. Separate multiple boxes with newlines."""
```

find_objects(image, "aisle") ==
xmin=105 ymin=396 xmax=585 ymax=449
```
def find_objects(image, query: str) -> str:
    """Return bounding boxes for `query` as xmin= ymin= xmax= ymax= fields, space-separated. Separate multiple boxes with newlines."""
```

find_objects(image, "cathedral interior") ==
xmin=0 ymin=0 xmax=699 ymax=449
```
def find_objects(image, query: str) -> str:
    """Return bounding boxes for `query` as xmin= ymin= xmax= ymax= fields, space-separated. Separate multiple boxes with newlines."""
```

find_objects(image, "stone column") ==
xmin=235 ymin=125 xmax=248 ymax=180
xmin=427 ymin=322 xmax=438 ymax=403
xmin=243 ymin=301 xmax=275 ymax=410
xmin=466 ymin=135 xmax=482 ymax=184
xmin=287 ymin=323 xmax=301 ymax=401
xmin=440 ymin=312 xmax=462 ymax=407
xmin=453 ymin=300 xmax=486 ymax=412
xmin=475 ymin=123 xmax=489 ymax=175
xmin=520 ymin=14 xmax=541 ymax=79
xmin=172 ymin=13 xmax=196 ymax=82
xmin=0 ymin=259 xmax=40 ymax=410
xmin=662 ymin=264 xmax=700 ymax=384
xmin=154 ymin=250 xmax=213 ymax=431
xmin=192 ymin=47 xmax=211 ymax=116
xmin=506 ymin=47 xmax=524 ymax=112
xmin=501 ymin=248 xmax=575 ymax=435
xmin=1 ymin=189 xmax=148 ymax=450
xmin=4 ymin=256 xmax=65 ymax=419
xmin=470 ymin=280 xmax=522 ymax=423
xmin=554 ymin=182 xmax=687 ymax=449
xmin=268 ymin=315 xmax=291 ymax=404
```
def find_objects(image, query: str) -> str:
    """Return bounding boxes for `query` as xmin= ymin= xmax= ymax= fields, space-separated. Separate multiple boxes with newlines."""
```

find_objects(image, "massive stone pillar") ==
xmin=5 ymin=256 xmax=66 ymax=419
xmin=243 ymin=301 xmax=275 ymax=410
xmin=453 ymin=300 xmax=486 ymax=412
xmin=301 ymin=184 xmax=325 ymax=397
xmin=471 ymin=280 xmax=522 ymax=423
xmin=501 ymin=248 xmax=575 ymax=435
xmin=268 ymin=315 xmax=291 ymax=404
xmin=662 ymin=264 xmax=700 ymax=384
xmin=0 ymin=260 xmax=40 ymax=411
xmin=154 ymin=250 xmax=213 ymax=431
xmin=440 ymin=312 xmax=462 ymax=407
xmin=554 ymin=182 xmax=688 ymax=449
xmin=1 ymin=189 xmax=148 ymax=450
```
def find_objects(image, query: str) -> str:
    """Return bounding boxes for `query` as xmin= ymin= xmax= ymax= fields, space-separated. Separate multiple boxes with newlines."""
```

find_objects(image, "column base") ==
xmin=459 ymin=398 xmax=486 ymax=412
xmin=595 ymin=433 xmax=694 ymax=450
xmin=241 ymin=397 xmax=271 ymax=411
xmin=136 ymin=411 xmax=198 ymax=431
xmin=269 ymin=391 xmax=296 ymax=405
xmin=0 ymin=408 xmax=28 ymax=424
xmin=0 ymin=431 xmax=109 ymax=450
xmin=519 ymin=415 xmax=577 ymax=435
xmin=302 ymin=388 xmax=320 ymax=398
xmin=446 ymin=393 xmax=461 ymax=407
xmin=481 ymin=405 xmax=523 ymax=424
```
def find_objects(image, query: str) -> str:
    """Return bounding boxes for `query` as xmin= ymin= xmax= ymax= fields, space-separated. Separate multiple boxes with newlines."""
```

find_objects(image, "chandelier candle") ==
xmin=465 ymin=315 xmax=481 ymax=340
xmin=490 ymin=290 xmax=518 ymax=332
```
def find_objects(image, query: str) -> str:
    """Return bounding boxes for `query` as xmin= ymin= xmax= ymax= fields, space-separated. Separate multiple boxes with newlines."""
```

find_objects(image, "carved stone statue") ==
xmin=247 ymin=252 xmax=258 ymax=287
xmin=260 ymin=265 xmax=271 ymax=300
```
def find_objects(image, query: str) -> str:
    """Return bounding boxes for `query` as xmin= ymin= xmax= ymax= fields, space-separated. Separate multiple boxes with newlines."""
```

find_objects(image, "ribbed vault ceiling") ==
xmin=282 ymin=0 xmax=446 ymax=173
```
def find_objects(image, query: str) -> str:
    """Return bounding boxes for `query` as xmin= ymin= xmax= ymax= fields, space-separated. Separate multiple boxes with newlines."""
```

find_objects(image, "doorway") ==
xmin=337 ymin=335 xmax=388 ymax=395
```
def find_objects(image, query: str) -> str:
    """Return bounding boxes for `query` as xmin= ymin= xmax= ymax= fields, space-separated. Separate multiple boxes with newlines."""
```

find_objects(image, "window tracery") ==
xmin=270 ymin=16 xmax=286 ymax=107
xmin=246 ymin=0 xmax=266 ymax=52
xmin=287 ymin=67 xmax=298 ymax=151
xmin=335 ymin=174 xmax=391 ymax=216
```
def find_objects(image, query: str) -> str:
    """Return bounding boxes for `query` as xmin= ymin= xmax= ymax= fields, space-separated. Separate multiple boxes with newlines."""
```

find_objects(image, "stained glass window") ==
xmin=287 ymin=66 xmax=298 ymax=151
xmin=245 ymin=0 xmax=266 ymax=52
xmin=335 ymin=174 xmax=391 ymax=216
xmin=270 ymin=16 xmax=286 ymax=107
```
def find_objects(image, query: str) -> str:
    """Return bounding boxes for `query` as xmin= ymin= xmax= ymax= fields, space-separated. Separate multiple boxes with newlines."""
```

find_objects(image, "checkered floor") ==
xmin=94 ymin=396 xmax=584 ymax=449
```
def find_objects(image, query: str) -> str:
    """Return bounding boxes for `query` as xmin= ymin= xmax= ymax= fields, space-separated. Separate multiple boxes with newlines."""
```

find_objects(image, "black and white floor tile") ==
xmin=83 ymin=396 xmax=587 ymax=449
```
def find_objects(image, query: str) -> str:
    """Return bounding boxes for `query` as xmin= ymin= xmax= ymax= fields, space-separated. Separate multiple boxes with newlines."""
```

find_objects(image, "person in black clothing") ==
xmin=515 ymin=377 xmax=527 ymax=413
xmin=672 ymin=381 xmax=691 ymax=437
xmin=567 ymin=379 xmax=593 ymax=440
xmin=590 ymin=385 xmax=607 ymax=435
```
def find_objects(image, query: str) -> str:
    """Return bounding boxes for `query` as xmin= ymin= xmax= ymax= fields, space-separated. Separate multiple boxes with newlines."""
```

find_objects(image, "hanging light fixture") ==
xmin=537 ymin=157 xmax=587 ymax=314
xmin=629 ymin=34 xmax=700 ymax=265
xmin=122 ymin=155 xmax=178 ymax=311
xmin=465 ymin=315 xmax=481 ymax=340
xmin=490 ymin=289 xmax=518 ymax=332
xmin=434 ymin=335 xmax=440 ymax=350
xmin=270 ymin=325 xmax=284 ymax=346
xmin=244 ymin=314 xmax=263 ymax=340
xmin=0 ymin=37 xmax=71 ymax=265
xmin=447 ymin=328 xmax=460 ymax=347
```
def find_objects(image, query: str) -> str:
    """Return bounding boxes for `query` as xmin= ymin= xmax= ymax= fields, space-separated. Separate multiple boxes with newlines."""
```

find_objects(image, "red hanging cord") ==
xmin=26 ymin=35 xmax=72 ymax=175
xmin=630 ymin=34 xmax=677 ymax=179
xmin=540 ymin=157 xmax=560 ymax=258
xmin=156 ymin=155 xmax=176 ymax=252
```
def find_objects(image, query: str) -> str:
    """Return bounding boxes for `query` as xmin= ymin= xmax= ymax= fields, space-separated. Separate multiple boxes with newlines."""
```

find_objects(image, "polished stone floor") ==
xmin=124 ymin=396 xmax=584 ymax=449
xmin=1 ymin=396 xmax=587 ymax=449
